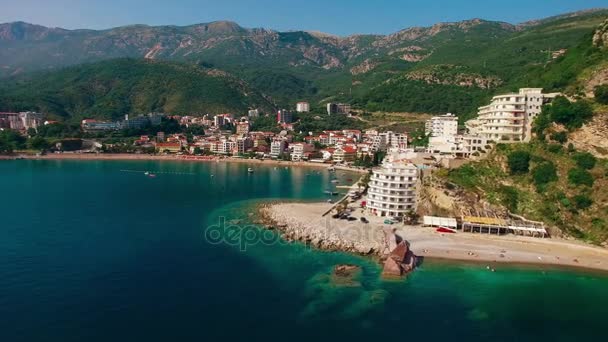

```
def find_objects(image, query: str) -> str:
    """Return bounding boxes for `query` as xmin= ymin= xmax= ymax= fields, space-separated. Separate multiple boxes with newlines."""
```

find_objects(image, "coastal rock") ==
xmin=331 ymin=264 xmax=362 ymax=287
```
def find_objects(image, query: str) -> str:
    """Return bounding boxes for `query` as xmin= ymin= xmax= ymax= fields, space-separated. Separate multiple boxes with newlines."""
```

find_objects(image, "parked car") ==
xmin=360 ymin=217 xmax=369 ymax=224
xmin=347 ymin=217 xmax=357 ymax=222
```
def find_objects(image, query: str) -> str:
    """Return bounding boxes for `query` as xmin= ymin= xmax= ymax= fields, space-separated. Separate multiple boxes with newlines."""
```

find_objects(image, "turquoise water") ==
xmin=1 ymin=160 xmax=607 ymax=341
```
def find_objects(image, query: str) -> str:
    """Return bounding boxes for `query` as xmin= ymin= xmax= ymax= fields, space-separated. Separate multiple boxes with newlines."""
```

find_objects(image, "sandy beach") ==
xmin=261 ymin=202 xmax=608 ymax=273
xmin=5 ymin=153 xmax=368 ymax=173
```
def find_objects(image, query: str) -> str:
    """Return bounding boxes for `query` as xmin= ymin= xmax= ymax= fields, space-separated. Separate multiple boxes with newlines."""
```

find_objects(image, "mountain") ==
xmin=1 ymin=8 xmax=607 ymax=116
xmin=0 ymin=59 xmax=274 ymax=121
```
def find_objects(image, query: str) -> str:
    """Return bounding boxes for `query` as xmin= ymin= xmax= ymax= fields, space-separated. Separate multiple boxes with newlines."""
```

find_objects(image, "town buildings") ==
xmin=0 ymin=112 xmax=44 ymax=131
xmin=326 ymin=103 xmax=351 ymax=115
xmin=270 ymin=140 xmax=286 ymax=158
xmin=425 ymin=113 xmax=458 ymax=137
xmin=277 ymin=109 xmax=293 ymax=124
xmin=465 ymin=88 xmax=560 ymax=143
xmin=332 ymin=146 xmax=357 ymax=163
xmin=296 ymin=102 xmax=310 ymax=113
xmin=248 ymin=109 xmax=260 ymax=118
xmin=236 ymin=120 xmax=250 ymax=135
xmin=367 ymin=153 xmax=419 ymax=218
xmin=290 ymin=143 xmax=313 ymax=161
xmin=81 ymin=113 xmax=165 ymax=132
xmin=156 ymin=142 xmax=182 ymax=153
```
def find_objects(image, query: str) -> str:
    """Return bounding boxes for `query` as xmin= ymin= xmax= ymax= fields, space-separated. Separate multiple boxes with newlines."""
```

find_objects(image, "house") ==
xmin=156 ymin=142 xmax=182 ymax=153
xmin=290 ymin=143 xmax=314 ymax=161
xmin=333 ymin=146 xmax=357 ymax=163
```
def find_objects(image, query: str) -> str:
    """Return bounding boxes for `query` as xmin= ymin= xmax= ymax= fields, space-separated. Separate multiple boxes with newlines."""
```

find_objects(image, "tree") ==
xmin=550 ymin=131 xmax=568 ymax=144
xmin=499 ymin=186 xmax=519 ymax=212
xmin=532 ymin=162 xmax=558 ymax=187
xmin=27 ymin=136 xmax=51 ymax=150
xmin=0 ymin=130 xmax=26 ymax=153
xmin=573 ymin=152 xmax=596 ymax=170
xmin=507 ymin=150 xmax=531 ymax=174
xmin=568 ymin=168 xmax=594 ymax=187
xmin=573 ymin=194 xmax=593 ymax=210
xmin=544 ymin=96 xmax=593 ymax=130
xmin=594 ymin=85 xmax=608 ymax=105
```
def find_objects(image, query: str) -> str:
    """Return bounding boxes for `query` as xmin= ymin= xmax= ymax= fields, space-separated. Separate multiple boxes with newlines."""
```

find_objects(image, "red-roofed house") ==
xmin=333 ymin=146 xmax=357 ymax=163
xmin=156 ymin=142 xmax=182 ymax=153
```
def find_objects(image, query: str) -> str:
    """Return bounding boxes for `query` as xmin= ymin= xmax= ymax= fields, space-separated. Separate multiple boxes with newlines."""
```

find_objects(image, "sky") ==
xmin=0 ymin=0 xmax=606 ymax=35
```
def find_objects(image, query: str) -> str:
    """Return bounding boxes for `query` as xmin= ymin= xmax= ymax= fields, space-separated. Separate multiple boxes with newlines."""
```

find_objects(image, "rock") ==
xmin=331 ymin=264 xmax=362 ymax=287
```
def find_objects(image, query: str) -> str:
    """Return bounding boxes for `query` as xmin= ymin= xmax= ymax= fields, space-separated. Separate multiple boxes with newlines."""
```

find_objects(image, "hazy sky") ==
xmin=0 ymin=0 xmax=606 ymax=35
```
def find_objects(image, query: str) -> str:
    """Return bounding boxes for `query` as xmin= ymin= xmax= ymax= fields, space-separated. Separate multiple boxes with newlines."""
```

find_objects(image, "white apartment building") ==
xmin=248 ymin=109 xmax=259 ymax=118
xmin=270 ymin=140 xmax=286 ymax=158
xmin=211 ymin=139 xmax=236 ymax=154
xmin=296 ymin=102 xmax=310 ymax=113
xmin=427 ymin=134 xmax=489 ymax=157
xmin=425 ymin=113 xmax=458 ymax=137
xmin=290 ymin=143 xmax=313 ymax=161
xmin=380 ymin=131 xmax=408 ymax=151
xmin=367 ymin=154 xmax=419 ymax=218
xmin=466 ymin=88 xmax=559 ymax=143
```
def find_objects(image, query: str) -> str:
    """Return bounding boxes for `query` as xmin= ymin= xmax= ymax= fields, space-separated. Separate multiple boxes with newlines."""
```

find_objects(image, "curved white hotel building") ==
xmin=367 ymin=156 xmax=419 ymax=218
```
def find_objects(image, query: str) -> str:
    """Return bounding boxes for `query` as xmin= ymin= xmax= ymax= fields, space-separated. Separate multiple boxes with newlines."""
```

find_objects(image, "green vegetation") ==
xmin=535 ymin=97 xmax=594 ymax=132
xmin=507 ymin=151 xmax=531 ymax=174
xmin=550 ymin=131 xmax=568 ymax=144
xmin=568 ymin=168 xmax=595 ymax=187
xmin=573 ymin=152 xmax=597 ymax=170
xmin=355 ymin=80 xmax=491 ymax=121
xmin=595 ymin=85 xmax=608 ymax=104
xmin=532 ymin=161 xmax=558 ymax=188
xmin=0 ymin=59 xmax=273 ymax=122
xmin=445 ymin=139 xmax=607 ymax=243
xmin=573 ymin=194 xmax=593 ymax=210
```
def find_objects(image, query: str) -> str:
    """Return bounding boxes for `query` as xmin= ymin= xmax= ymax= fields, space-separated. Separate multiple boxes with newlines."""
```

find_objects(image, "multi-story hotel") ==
xmin=466 ymin=88 xmax=559 ymax=143
xmin=425 ymin=113 xmax=458 ymax=137
xmin=276 ymin=109 xmax=293 ymax=124
xmin=296 ymin=102 xmax=310 ymax=113
xmin=367 ymin=154 xmax=419 ymax=218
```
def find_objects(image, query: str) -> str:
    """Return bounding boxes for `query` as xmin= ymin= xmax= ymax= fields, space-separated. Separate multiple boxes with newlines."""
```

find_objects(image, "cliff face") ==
xmin=593 ymin=19 xmax=608 ymax=48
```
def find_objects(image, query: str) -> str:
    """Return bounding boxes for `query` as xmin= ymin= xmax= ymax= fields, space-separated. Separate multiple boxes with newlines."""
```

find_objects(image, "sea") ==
xmin=1 ymin=160 xmax=607 ymax=341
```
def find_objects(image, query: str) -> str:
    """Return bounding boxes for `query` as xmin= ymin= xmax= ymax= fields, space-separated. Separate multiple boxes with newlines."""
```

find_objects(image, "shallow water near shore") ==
xmin=1 ymin=160 xmax=608 ymax=341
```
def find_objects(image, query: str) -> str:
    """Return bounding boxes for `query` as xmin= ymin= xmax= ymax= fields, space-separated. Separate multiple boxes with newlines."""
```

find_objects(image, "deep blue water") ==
xmin=1 ymin=160 xmax=607 ymax=342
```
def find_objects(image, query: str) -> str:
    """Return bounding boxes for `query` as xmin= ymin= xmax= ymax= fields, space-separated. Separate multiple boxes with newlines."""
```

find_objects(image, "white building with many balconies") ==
xmin=425 ymin=113 xmax=458 ymax=138
xmin=366 ymin=154 xmax=419 ymax=218
xmin=466 ymin=88 xmax=559 ymax=143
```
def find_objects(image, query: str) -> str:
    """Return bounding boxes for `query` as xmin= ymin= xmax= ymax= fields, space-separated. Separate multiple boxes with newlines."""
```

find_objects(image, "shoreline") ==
xmin=259 ymin=201 xmax=608 ymax=274
xmin=2 ymin=153 xmax=369 ymax=173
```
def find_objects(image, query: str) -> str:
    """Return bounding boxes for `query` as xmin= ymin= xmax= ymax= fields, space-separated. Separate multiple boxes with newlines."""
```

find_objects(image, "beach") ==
xmin=261 ymin=202 xmax=608 ymax=273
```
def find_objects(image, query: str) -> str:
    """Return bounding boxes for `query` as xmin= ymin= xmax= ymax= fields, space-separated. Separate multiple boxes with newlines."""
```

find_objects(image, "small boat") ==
xmin=148 ymin=173 xmax=157 ymax=178
xmin=144 ymin=171 xmax=150 ymax=176
xmin=331 ymin=180 xmax=340 ymax=184
xmin=328 ymin=167 xmax=336 ymax=172
xmin=324 ymin=190 xmax=339 ymax=196
xmin=248 ymin=168 xmax=254 ymax=173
